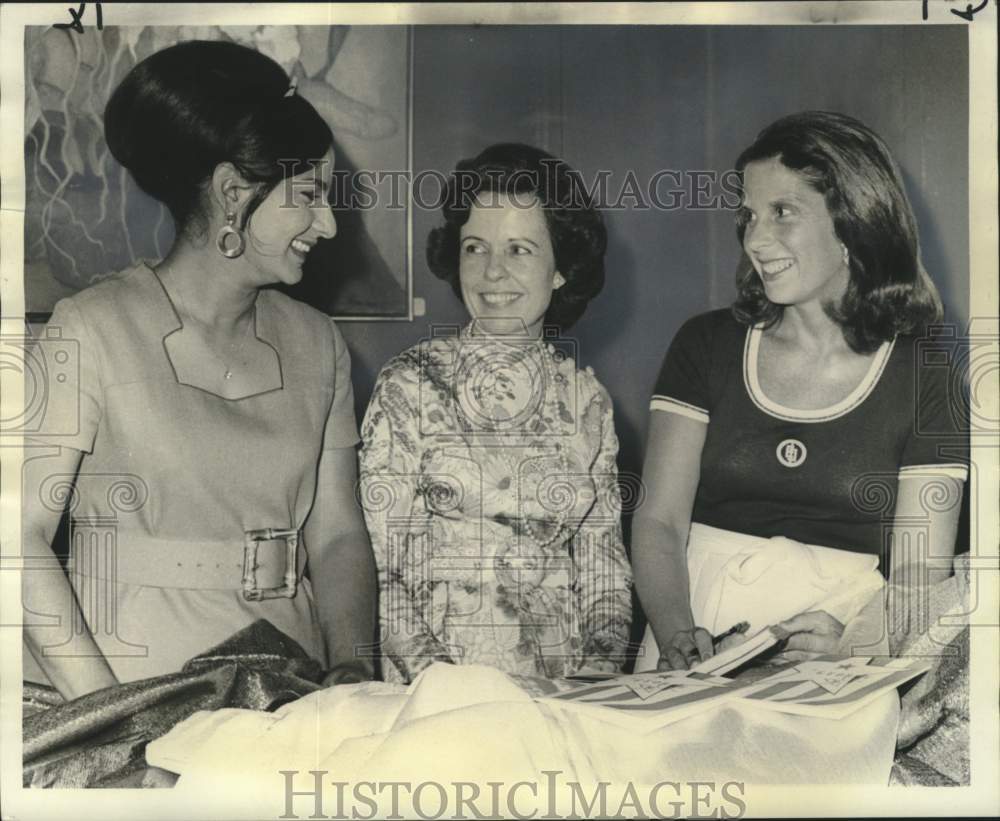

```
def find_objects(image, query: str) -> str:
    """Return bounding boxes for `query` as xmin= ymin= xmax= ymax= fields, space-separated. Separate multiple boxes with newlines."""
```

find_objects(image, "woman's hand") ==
xmin=22 ymin=447 xmax=121 ymax=701
xmin=656 ymin=627 xmax=714 ymax=671
xmin=772 ymin=610 xmax=844 ymax=656
xmin=631 ymin=412 xmax=708 ymax=675
xmin=574 ymin=659 xmax=619 ymax=677
xmin=305 ymin=447 xmax=378 ymax=687
xmin=322 ymin=661 xmax=374 ymax=687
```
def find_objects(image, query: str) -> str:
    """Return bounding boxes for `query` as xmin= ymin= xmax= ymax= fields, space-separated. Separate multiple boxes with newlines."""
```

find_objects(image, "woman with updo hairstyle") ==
xmin=632 ymin=111 xmax=967 ymax=672
xmin=22 ymin=40 xmax=377 ymax=700
xmin=359 ymin=143 xmax=632 ymax=684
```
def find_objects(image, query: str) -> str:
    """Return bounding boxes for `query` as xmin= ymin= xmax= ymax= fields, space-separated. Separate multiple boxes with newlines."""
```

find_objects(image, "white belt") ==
xmin=68 ymin=528 xmax=306 ymax=600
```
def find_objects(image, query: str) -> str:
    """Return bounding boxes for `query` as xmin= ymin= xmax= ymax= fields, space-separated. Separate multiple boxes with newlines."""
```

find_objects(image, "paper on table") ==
xmin=537 ymin=671 xmax=741 ymax=731
xmin=795 ymin=657 xmax=884 ymax=694
xmin=730 ymin=655 xmax=932 ymax=719
xmin=621 ymin=670 xmax=733 ymax=700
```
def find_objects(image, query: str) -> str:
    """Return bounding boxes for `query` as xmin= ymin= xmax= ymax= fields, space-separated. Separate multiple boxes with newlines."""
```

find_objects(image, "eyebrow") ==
xmin=460 ymin=235 xmax=542 ymax=248
xmin=741 ymin=192 xmax=806 ymax=208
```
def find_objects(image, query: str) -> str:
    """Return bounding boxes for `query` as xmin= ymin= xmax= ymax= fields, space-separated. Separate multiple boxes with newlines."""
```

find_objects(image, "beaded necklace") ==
xmin=456 ymin=325 xmax=573 ymax=549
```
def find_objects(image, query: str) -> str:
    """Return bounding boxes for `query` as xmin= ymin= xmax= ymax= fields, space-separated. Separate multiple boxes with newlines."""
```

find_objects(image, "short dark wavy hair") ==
xmin=426 ymin=143 xmax=607 ymax=331
xmin=105 ymin=40 xmax=333 ymax=237
xmin=732 ymin=110 xmax=942 ymax=354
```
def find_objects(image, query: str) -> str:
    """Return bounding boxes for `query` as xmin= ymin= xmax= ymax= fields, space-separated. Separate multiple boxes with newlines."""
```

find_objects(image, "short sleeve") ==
xmin=649 ymin=313 xmax=714 ymax=423
xmin=322 ymin=319 xmax=360 ymax=449
xmin=899 ymin=336 xmax=969 ymax=482
xmin=25 ymin=297 xmax=103 ymax=453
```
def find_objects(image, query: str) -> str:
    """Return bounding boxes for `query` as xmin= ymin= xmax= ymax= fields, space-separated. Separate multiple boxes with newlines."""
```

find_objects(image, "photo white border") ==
xmin=1 ymin=3 xmax=996 ymax=819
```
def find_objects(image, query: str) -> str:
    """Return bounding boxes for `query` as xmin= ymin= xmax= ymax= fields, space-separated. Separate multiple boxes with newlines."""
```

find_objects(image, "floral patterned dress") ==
xmin=360 ymin=324 xmax=633 ymax=683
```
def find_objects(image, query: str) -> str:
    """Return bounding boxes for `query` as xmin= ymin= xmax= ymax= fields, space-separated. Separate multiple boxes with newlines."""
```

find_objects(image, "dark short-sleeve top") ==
xmin=650 ymin=309 xmax=968 ymax=555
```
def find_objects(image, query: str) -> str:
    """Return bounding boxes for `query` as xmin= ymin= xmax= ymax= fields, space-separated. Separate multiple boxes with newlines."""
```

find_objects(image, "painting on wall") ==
xmin=23 ymin=24 xmax=412 ymax=321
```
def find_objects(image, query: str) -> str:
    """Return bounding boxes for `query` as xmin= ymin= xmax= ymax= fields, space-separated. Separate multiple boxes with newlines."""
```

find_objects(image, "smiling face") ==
xmin=242 ymin=148 xmax=337 ymax=286
xmin=459 ymin=193 xmax=565 ymax=337
xmin=740 ymin=156 xmax=850 ymax=311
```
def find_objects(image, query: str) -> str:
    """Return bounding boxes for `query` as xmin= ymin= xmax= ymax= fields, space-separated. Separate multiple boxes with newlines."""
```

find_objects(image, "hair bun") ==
xmin=104 ymin=40 xmax=331 ymax=235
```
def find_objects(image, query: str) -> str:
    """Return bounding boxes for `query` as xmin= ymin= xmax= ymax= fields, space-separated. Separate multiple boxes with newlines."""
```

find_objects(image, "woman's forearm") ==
xmin=575 ymin=522 xmax=633 ymax=668
xmin=22 ymin=536 xmax=118 ymax=700
xmin=885 ymin=475 xmax=963 ymax=644
xmin=309 ymin=529 xmax=377 ymax=677
xmin=631 ymin=515 xmax=695 ymax=646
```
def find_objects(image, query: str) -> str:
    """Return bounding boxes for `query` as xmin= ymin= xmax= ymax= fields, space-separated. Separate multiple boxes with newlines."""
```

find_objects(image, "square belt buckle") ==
xmin=242 ymin=527 xmax=300 ymax=601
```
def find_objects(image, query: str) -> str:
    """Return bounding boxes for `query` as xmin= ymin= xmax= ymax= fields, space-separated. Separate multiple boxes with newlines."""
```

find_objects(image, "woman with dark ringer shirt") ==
xmin=632 ymin=111 xmax=967 ymax=671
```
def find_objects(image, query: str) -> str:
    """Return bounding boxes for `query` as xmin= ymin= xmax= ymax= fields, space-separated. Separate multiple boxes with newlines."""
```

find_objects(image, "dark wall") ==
xmin=339 ymin=24 xmax=970 ymax=486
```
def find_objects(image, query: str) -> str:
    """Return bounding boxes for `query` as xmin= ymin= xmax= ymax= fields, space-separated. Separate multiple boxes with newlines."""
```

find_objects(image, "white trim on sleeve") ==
xmin=898 ymin=464 xmax=969 ymax=482
xmin=650 ymin=395 xmax=710 ymax=423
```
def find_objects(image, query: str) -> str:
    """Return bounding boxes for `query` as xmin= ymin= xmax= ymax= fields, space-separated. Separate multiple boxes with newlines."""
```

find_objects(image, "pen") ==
xmin=712 ymin=621 xmax=750 ymax=644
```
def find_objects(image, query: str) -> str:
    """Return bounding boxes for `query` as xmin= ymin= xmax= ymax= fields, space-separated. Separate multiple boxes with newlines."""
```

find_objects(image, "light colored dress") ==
xmin=24 ymin=263 xmax=359 ymax=683
xmin=359 ymin=323 xmax=633 ymax=683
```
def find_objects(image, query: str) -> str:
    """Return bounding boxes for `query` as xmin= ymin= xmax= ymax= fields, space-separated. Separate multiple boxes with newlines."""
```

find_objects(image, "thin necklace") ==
xmin=168 ymin=277 xmax=256 ymax=381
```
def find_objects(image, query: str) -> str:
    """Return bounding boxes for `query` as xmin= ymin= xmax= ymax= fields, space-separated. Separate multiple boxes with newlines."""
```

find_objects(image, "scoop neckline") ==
xmin=743 ymin=323 xmax=895 ymax=422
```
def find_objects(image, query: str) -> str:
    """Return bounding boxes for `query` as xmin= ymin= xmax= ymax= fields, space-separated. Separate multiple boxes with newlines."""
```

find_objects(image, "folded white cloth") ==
xmin=147 ymin=661 xmax=899 ymax=815
xmin=635 ymin=523 xmax=886 ymax=673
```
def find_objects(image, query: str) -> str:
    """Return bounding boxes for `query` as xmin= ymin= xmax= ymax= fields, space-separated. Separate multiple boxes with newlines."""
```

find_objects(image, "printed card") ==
xmin=622 ymin=671 xmax=732 ymax=700
xmin=794 ymin=658 xmax=888 ymax=694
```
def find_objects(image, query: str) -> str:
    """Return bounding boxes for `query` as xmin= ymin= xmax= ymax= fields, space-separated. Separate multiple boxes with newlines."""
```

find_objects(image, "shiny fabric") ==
xmin=889 ymin=561 xmax=971 ymax=785
xmin=23 ymin=620 xmax=324 ymax=788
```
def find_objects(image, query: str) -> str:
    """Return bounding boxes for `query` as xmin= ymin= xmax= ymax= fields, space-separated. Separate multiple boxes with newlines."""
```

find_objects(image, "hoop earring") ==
xmin=216 ymin=212 xmax=246 ymax=259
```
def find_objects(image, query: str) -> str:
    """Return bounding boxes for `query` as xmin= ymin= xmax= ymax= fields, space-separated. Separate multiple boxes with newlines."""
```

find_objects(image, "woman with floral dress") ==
xmin=360 ymin=144 xmax=633 ymax=683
